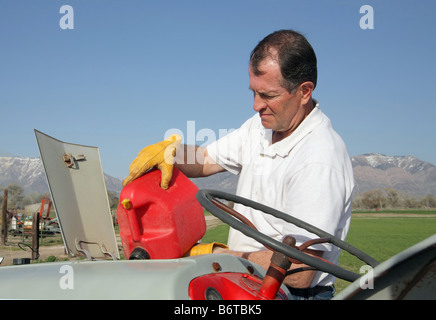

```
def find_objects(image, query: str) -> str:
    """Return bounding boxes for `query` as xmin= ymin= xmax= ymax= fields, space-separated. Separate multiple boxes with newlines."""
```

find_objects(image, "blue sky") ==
xmin=1 ymin=0 xmax=435 ymax=178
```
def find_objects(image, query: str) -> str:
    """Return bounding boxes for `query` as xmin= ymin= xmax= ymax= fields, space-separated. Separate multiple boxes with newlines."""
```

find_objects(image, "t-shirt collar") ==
xmin=260 ymin=100 xmax=323 ymax=157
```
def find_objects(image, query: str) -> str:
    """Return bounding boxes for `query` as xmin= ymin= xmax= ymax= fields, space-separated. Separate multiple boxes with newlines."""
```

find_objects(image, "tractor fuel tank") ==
xmin=117 ymin=167 xmax=206 ymax=260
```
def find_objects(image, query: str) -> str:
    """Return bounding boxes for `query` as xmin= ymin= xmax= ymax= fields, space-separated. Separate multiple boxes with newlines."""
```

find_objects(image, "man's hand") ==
xmin=123 ymin=134 xmax=182 ymax=189
xmin=212 ymin=247 xmax=322 ymax=288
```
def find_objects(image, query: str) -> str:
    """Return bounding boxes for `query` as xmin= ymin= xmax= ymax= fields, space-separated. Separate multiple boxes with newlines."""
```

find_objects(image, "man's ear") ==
xmin=298 ymin=81 xmax=315 ymax=104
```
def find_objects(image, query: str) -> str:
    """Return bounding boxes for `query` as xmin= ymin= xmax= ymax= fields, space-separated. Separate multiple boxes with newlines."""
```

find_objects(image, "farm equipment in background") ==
xmin=0 ymin=130 xmax=435 ymax=300
xmin=6 ymin=196 xmax=58 ymax=241
xmin=36 ymin=196 xmax=60 ymax=234
xmin=39 ymin=196 xmax=52 ymax=221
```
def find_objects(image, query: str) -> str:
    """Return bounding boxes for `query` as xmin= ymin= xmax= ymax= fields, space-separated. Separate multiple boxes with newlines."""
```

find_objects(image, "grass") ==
xmin=335 ymin=217 xmax=436 ymax=292
xmin=202 ymin=215 xmax=436 ymax=295
xmin=202 ymin=224 xmax=230 ymax=244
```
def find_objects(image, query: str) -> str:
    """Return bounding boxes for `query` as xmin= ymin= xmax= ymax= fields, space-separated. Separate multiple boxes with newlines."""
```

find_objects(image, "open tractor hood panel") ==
xmin=34 ymin=130 xmax=119 ymax=260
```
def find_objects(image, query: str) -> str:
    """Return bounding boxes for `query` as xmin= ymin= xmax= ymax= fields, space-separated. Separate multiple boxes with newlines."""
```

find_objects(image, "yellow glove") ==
xmin=123 ymin=134 xmax=182 ymax=189
xmin=185 ymin=242 xmax=229 ymax=256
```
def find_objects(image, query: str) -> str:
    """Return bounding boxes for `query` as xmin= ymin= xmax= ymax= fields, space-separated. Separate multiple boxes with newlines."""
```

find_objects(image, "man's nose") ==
xmin=253 ymin=95 xmax=267 ymax=112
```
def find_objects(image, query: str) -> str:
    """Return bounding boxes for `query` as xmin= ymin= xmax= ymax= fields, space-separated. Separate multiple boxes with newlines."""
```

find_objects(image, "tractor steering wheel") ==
xmin=196 ymin=189 xmax=379 ymax=283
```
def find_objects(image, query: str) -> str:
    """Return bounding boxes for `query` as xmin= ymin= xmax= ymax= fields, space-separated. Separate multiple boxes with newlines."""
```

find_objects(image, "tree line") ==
xmin=352 ymin=188 xmax=436 ymax=210
xmin=3 ymin=182 xmax=435 ymax=213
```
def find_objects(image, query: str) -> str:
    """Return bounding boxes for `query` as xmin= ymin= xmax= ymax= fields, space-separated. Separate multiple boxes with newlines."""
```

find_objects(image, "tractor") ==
xmin=0 ymin=130 xmax=435 ymax=300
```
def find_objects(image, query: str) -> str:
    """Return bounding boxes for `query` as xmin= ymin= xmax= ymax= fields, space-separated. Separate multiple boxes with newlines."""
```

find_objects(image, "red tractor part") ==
xmin=188 ymin=236 xmax=295 ymax=300
xmin=188 ymin=272 xmax=289 ymax=300
xmin=258 ymin=236 xmax=295 ymax=299
xmin=117 ymin=167 xmax=206 ymax=260
xmin=39 ymin=196 xmax=52 ymax=220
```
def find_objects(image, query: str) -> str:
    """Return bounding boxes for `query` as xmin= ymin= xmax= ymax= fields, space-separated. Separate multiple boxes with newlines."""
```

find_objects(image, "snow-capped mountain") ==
xmin=0 ymin=156 xmax=123 ymax=195
xmin=1 ymin=154 xmax=435 ymax=197
xmin=352 ymin=153 xmax=436 ymax=196
xmin=0 ymin=157 xmax=47 ymax=194
xmin=351 ymin=153 xmax=432 ymax=174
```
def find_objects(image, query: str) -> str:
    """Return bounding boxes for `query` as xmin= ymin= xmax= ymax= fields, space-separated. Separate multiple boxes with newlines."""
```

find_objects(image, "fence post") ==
xmin=32 ymin=212 xmax=40 ymax=260
xmin=1 ymin=189 xmax=8 ymax=246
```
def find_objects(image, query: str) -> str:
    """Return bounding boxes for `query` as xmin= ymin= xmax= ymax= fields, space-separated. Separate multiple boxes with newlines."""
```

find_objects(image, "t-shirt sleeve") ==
xmin=206 ymin=115 xmax=257 ymax=175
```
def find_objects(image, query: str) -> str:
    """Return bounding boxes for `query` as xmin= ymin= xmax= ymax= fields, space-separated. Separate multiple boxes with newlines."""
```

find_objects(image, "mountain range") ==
xmin=351 ymin=154 xmax=436 ymax=196
xmin=1 ymin=153 xmax=435 ymax=197
xmin=0 ymin=156 xmax=123 ymax=195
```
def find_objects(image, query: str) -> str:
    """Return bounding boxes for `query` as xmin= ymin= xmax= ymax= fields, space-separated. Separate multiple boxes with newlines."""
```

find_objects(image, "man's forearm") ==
xmin=175 ymin=144 xmax=206 ymax=177
xmin=175 ymin=144 xmax=224 ymax=178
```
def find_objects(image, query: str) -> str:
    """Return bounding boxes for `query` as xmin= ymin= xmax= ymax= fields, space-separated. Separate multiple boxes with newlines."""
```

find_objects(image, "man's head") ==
xmin=250 ymin=30 xmax=317 ymax=92
xmin=249 ymin=30 xmax=317 ymax=141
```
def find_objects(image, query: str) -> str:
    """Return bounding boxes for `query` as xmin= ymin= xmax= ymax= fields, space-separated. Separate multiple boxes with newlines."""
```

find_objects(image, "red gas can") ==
xmin=117 ymin=167 xmax=206 ymax=260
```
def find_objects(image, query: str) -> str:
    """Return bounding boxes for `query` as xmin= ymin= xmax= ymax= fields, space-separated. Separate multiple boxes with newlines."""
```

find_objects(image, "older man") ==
xmin=126 ymin=30 xmax=354 ymax=300
xmin=177 ymin=30 xmax=353 ymax=300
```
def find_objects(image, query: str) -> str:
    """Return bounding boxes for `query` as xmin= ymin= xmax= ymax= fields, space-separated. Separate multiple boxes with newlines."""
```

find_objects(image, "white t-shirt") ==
xmin=207 ymin=103 xmax=354 ymax=287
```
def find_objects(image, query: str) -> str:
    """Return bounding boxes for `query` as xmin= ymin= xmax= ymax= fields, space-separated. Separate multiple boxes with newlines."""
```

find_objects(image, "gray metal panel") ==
xmin=0 ymin=254 xmax=271 ymax=299
xmin=34 ymin=130 xmax=119 ymax=259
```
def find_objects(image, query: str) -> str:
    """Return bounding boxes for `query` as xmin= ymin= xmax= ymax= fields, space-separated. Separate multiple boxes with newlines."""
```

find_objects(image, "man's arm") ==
xmin=213 ymin=247 xmax=323 ymax=288
xmin=175 ymin=144 xmax=225 ymax=178
xmin=176 ymin=143 xmax=321 ymax=287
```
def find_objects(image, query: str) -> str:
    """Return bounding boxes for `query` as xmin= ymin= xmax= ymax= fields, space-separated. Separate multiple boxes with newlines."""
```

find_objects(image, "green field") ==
xmin=202 ymin=215 xmax=436 ymax=294
xmin=335 ymin=216 xmax=436 ymax=292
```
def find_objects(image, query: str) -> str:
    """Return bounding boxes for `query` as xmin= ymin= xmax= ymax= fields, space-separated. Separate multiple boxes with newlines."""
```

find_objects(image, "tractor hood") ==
xmin=34 ymin=130 xmax=119 ymax=260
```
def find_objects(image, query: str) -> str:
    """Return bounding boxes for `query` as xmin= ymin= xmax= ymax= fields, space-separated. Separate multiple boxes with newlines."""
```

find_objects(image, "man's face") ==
xmin=249 ymin=57 xmax=304 ymax=137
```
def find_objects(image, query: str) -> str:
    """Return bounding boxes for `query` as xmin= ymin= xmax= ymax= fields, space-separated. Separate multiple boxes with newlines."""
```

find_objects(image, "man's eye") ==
xmin=260 ymin=93 xmax=274 ymax=99
xmin=251 ymin=90 xmax=277 ymax=100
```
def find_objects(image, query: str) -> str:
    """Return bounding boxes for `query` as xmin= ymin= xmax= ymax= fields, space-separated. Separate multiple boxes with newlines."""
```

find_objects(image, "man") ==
xmin=125 ymin=30 xmax=354 ymax=300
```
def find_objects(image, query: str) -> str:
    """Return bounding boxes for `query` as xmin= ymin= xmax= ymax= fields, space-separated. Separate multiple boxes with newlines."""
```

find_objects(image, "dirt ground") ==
xmin=0 ymin=243 xmax=68 ymax=267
